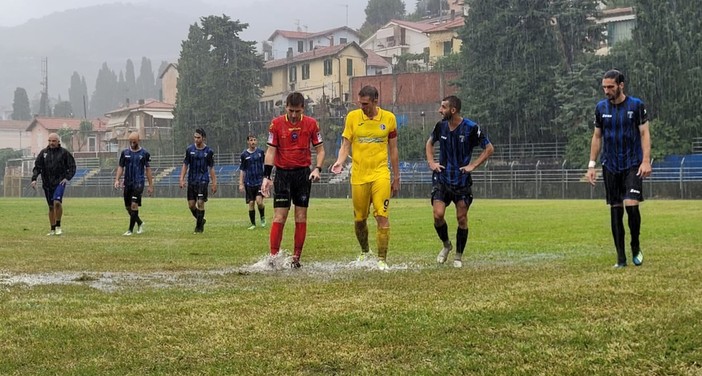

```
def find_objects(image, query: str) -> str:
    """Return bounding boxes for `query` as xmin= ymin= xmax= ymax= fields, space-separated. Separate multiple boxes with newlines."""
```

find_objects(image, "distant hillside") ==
xmin=0 ymin=3 xmax=202 ymax=108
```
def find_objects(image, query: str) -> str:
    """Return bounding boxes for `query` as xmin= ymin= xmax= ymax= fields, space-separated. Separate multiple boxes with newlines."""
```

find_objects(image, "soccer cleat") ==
xmin=437 ymin=244 xmax=452 ymax=264
xmin=137 ymin=223 xmax=144 ymax=234
xmin=123 ymin=230 xmax=133 ymax=236
xmin=377 ymin=260 xmax=389 ymax=271
xmin=632 ymin=249 xmax=643 ymax=266
xmin=54 ymin=227 xmax=63 ymax=235
xmin=290 ymin=258 xmax=302 ymax=269
xmin=453 ymin=259 xmax=463 ymax=268
xmin=357 ymin=252 xmax=369 ymax=262
xmin=247 ymin=224 xmax=256 ymax=230
xmin=46 ymin=230 xmax=55 ymax=236
xmin=260 ymin=219 xmax=266 ymax=228
xmin=612 ymin=262 xmax=627 ymax=269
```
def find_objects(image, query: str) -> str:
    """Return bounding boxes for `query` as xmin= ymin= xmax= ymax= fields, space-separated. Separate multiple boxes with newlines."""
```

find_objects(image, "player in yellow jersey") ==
xmin=331 ymin=85 xmax=400 ymax=270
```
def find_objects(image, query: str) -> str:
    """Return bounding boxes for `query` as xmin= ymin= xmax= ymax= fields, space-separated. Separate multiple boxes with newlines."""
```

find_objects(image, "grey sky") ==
xmin=1 ymin=0 xmax=420 ymax=42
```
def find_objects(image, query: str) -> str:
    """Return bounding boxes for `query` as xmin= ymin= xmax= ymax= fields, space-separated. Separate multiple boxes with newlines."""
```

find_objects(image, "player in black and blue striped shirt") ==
xmin=179 ymin=128 xmax=217 ymax=233
xmin=587 ymin=69 xmax=651 ymax=268
xmin=114 ymin=132 xmax=153 ymax=236
xmin=239 ymin=135 xmax=266 ymax=229
xmin=426 ymin=96 xmax=494 ymax=268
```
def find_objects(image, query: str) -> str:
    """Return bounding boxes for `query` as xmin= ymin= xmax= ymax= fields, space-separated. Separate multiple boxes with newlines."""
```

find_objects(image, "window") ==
xmin=302 ymin=63 xmax=310 ymax=80
xmin=443 ymin=41 xmax=453 ymax=56
xmin=88 ymin=136 xmax=96 ymax=152
xmin=289 ymin=66 xmax=297 ymax=82
xmin=340 ymin=37 xmax=347 ymax=44
xmin=324 ymin=59 xmax=333 ymax=76
xmin=346 ymin=58 xmax=353 ymax=76
xmin=297 ymin=41 xmax=304 ymax=53
xmin=261 ymin=71 xmax=272 ymax=86
xmin=309 ymin=40 xmax=313 ymax=50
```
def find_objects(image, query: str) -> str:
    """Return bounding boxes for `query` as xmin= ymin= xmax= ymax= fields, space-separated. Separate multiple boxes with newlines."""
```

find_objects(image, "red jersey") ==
xmin=267 ymin=114 xmax=323 ymax=169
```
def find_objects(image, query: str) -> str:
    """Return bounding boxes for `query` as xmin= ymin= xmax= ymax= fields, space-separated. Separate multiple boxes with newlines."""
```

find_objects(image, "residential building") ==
xmin=425 ymin=16 xmax=464 ymax=66
xmin=0 ymin=120 xmax=31 ymax=155
xmin=104 ymin=99 xmax=174 ymax=151
xmin=360 ymin=19 xmax=436 ymax=72
xmin=260 ymin=42 xmax=367 ymax=115
xmin=596 ymin=7 xmax=636 ymax=55
xmin=159 ymin=63 xmax=179 ymax=105
xmin=25 ymin=117 xmax=108 ymax=156
xmin=365 ymin=49 xmax=392 ymax=76
xmin=264 ymin=26 xmax=361 ymax=61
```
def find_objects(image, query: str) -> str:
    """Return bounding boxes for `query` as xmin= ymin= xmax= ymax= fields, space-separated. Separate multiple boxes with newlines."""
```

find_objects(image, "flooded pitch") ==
xmin=0 ymin=251 xmax=562 ymax=292
xmin=0 ymin=251 xmax=418 ymax=292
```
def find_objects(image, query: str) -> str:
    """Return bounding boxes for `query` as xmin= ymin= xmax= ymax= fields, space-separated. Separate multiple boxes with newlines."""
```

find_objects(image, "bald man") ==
xmin=31 ymin=133 xmax=76 ymax=235
xmin=114 ymin=132 xmax=154 ymax=236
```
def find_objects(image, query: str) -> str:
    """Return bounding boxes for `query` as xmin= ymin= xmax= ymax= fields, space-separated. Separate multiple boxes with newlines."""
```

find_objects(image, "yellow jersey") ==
xmin=342 ymin=107 xmax=397 ymax=184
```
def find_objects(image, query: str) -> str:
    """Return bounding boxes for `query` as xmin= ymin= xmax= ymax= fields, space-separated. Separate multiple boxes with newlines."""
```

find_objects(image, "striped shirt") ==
xmin=594 ymin=96 xmax=648 ymax=172
xmin=240 ymin=147 xmax=265 ymax=186
xmin=119 ymin=147 xmax=150 ymax=187
xmin=429 ymin=117 xmax=491 ymax=187
xmin=183 ymin=144 xmax=215 ymax=183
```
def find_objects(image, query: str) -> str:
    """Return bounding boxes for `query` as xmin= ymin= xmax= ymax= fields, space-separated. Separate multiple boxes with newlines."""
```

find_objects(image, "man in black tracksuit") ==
xmin=31 ymin=133 xmax=76 ymax=236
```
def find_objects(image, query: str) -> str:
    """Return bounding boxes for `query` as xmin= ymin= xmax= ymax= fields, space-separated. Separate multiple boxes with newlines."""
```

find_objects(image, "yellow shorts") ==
xmin=351 ymin=180 xmax=391 ymax=221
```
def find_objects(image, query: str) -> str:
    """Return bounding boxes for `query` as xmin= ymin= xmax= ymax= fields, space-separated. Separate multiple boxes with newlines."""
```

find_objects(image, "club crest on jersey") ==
xmin=380 ymin=124 xmax=386 ymax=130
xmin=291 ymin=132 xmax=299 ymax=141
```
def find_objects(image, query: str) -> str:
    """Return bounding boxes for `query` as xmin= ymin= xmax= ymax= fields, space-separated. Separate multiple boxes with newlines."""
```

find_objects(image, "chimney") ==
xmin=138 ymin=99 xmax=145 ymax=105
xmin=126 ymin=98 xmax=130 ymax=106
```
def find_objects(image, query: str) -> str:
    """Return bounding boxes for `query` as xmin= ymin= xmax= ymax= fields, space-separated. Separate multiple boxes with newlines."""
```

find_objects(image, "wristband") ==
xmin=263 ymin=164 xmax=273 ymax=179
xmin=315 ymin=166 xmax=323 ymax=173
xmin=588 ymin=160 xmax=596 ymax=169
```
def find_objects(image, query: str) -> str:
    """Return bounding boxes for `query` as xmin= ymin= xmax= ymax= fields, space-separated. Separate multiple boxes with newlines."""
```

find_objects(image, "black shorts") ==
xmin=43 ymin=184 xmax=66 ymax=207
xmin=431 ymin=181 xmax=473 ymax=207
xmin=123 ymin=185 xmax=144 ymax=207
xmin=603 ymin=166 xmax=644 ymax=205
xmin=273 ymin=167 xmax=311 ymax=208
xmin=187 ymin=182 xmax=209 ymax=202
xmin=245 ymin=185 xmax=263 ymax=203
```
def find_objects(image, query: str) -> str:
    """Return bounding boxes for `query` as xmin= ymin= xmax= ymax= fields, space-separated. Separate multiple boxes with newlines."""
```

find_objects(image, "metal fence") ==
xmin=5 ymin=156 xmax=702 ymax=199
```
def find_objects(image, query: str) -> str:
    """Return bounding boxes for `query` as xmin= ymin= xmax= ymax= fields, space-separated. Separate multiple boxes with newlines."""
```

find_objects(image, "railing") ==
xmin=692 ymin=137 xmax=702 ymax=153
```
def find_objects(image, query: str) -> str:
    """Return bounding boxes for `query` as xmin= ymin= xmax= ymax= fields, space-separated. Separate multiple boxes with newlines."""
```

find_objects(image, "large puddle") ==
xmin=0 ymin=252 xmax=416 ymax=292
xmin=0 ymin=252 xmax=562 ymax=292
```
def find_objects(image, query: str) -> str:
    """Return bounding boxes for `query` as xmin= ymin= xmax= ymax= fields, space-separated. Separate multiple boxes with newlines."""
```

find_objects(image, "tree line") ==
xmin=11 ymin=57 xmax=167 ymax=121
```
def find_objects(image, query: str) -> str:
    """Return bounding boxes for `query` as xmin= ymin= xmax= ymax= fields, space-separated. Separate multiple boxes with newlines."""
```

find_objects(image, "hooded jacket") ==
xmin=31 ymin=145 xmax=76 ymax=189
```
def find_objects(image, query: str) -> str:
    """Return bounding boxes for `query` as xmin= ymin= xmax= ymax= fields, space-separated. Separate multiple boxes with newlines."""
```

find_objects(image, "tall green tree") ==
xmin=11 ymin=87 xmax=31 ymax=120
xmin=136 ymin=57 xmax=157 ymax=100
xmin=457 ymin=0 xmax=601 ymax=146
xmin=156 ymin=60 xmax=170 ymax=101
xmin=359 ymin=0 xmax=406 ymax=39
xmin=125 ymin=59 xmax=137 ymax=102
xmin=38 ymin=91 xmax=51 ymax=117
xmin=68 ymin=72 xmax=89 ymax=118
xmin=624 ymin=0 xmax=702 ymax=155
xmin=174 ymin=15 xmax=263 ymax=153
xmin=90 ymin=62 xmax=119 ymax=117
xmin=53 ymin=100 xmax=74 ymax=118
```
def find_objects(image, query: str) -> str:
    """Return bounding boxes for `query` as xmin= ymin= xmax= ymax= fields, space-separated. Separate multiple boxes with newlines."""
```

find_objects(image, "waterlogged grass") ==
xmin=1 ymin=198 xmax=701 ymax=375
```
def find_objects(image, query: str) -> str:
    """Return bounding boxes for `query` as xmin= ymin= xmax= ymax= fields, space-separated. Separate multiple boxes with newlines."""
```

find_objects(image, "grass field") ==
xmin=1 ymin=197 xmax=701 ymax=375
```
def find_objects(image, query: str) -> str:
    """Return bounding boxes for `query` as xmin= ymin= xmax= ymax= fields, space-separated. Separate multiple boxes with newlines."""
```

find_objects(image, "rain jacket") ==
xmin=31 ymin=146 xmax=76 ymax=189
